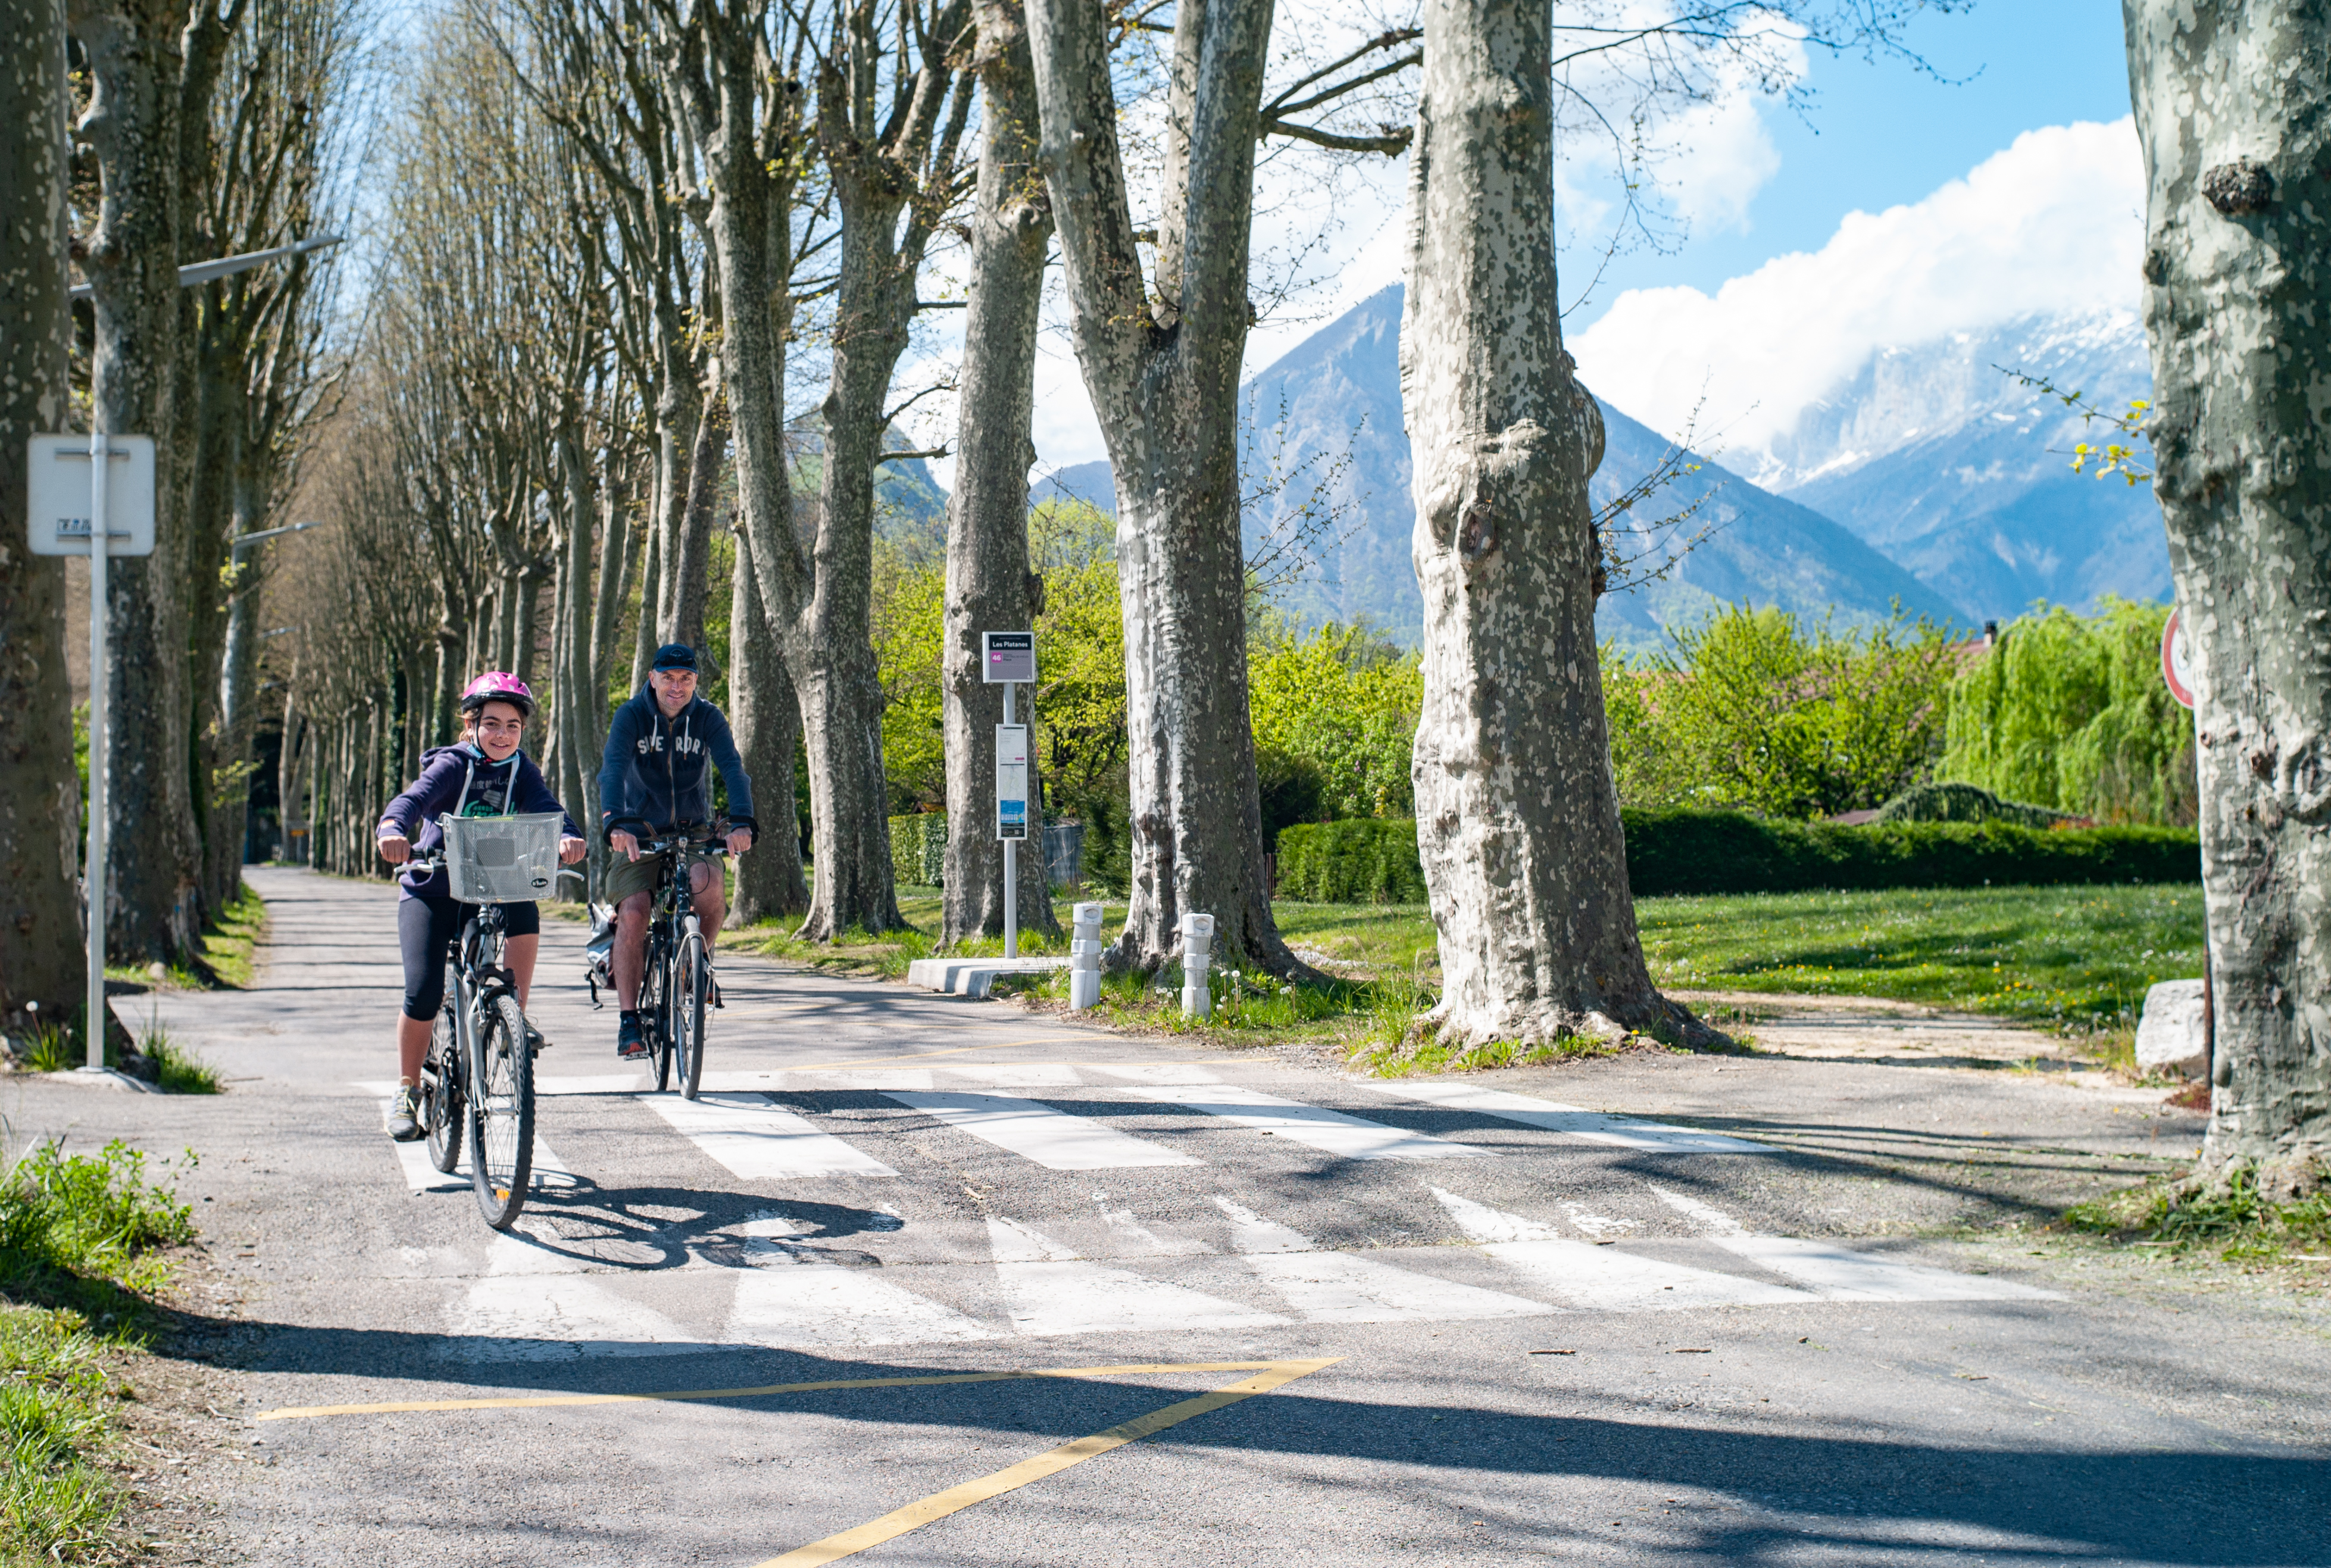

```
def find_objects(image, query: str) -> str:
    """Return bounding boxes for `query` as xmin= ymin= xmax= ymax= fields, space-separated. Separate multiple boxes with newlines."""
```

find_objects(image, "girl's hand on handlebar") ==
xmin=378 ymin=831 xmax=411 ymax=866
xmin=558 ymin=835 xmax=588 ymax=866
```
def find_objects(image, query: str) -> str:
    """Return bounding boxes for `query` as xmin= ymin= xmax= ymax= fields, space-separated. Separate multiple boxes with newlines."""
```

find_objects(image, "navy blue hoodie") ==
xmin=597 ymin=685 xmax=755 ymax=836
xmin=376 ymin=744 xmax=582 ymax=901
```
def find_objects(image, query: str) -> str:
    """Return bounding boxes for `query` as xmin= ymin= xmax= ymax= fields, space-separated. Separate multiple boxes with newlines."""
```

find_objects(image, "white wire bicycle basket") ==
xmin=436 ymin=812 xmax=563 ymax=904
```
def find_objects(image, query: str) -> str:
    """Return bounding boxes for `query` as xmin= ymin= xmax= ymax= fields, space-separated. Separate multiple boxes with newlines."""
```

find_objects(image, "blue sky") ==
xmin=1582 ymin=0 xmax=2137 ymax=323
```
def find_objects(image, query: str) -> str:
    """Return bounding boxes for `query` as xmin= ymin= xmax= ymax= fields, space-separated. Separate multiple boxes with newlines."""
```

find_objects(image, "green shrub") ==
xmin=1277 ymin=811 xmax=2198 ymax=902
xmin=1276 ymin=820 xmax=1427 ymax=904
xmin=886 ymin=811 xmax=947 ymax=889
xmin=1872 ymin=780 xmax=2074 ymax=828
xmin=1604 ymin=605 xmax=1960 ymax=819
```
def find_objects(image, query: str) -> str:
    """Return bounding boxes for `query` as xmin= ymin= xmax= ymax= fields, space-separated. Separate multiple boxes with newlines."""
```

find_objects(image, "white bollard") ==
xmin=1179 ymin=911 xmax=1215 ymax=1020
xmin=1068 ymin=901 xmax=1105 ymax=1011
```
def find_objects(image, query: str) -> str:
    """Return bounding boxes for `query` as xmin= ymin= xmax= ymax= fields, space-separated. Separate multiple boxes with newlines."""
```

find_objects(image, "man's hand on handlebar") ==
xmin=726 ymin=827 xmax=754 ymax=856
xmin=559 ymin=835 xmax=588 ymax=866
xmin=377 ymin=830 xmax=411 ymax=866
xmin=610 ymin=829 xmax=641 ymax=863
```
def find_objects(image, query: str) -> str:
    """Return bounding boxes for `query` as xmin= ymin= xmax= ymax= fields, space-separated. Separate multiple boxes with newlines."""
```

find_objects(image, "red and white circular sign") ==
xmin=2161 ymin=608 xmax=2196 ymax=710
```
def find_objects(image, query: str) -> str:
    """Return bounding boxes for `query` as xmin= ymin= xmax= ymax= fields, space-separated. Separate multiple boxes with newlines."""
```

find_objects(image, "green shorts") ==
xmin=603 ymin=850 xmax=671 ymax=907
xmin=605 ymin=851 xmax=724 ymax=907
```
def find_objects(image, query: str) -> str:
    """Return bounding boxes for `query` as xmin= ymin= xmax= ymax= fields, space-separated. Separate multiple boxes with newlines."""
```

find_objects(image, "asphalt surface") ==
xmin=26 ymin=867 xmax=2330 ymax=1567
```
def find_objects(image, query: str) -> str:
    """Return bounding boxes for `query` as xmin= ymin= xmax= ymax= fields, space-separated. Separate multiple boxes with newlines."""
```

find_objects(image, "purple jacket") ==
xmin=376 ymin=744 xmax=581 ymax=901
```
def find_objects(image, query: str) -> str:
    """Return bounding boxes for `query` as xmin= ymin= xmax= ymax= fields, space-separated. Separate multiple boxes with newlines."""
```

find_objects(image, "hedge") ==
xmin=1274 ymin=819 xmax=1426 ymax=903
xmin=1274 ymin=811 xmax=2199 ymax=903
xmin=888 ymin=812 xmax=948 ymax=889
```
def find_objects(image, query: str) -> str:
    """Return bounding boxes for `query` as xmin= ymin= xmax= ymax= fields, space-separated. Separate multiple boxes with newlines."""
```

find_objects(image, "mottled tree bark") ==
xmin=1401 ymin=0 xmax=1704 ymax=1048
xmin=942 ymin=0 xmax=1058 ymax=947
xmin=69 ymin=0 xmax=208 ymax=962
xmin=729 ymin=536 xmax=808 ymax=922
xmin=2124 ymin=0 xmax=2331 ymax=1190
xmin=1027 ymin=0 xmax=1307 ymax=977
xmin=0 ymin=0 xmax=88 ymax=1032
xmin=663 ymin=376 xmax=724 ymax=652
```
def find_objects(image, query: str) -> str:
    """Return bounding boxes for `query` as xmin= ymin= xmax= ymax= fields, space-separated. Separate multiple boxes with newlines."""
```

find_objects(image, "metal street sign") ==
xmin=982 ymin=630 xmax=1036 ymax=685
xmin=2161 ymin=608 xmax=2196 ymax=710
xmin=26 ymin=435 xmax=156 ymax=557
xmin=995 ymin=723 xmax=1029 ymax=841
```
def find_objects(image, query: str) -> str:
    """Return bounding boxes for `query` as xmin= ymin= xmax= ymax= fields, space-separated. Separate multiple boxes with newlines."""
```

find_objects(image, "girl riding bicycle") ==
xmin=375 ymin=673 xmax=586 ymax=1141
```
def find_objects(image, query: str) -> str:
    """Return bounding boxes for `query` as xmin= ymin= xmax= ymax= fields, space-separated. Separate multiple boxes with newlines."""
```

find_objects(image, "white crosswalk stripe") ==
xmin=882 ymin=1090 xmax=1199 ymax=1169
xmin=1374 ymin=1083 xmax=1770 ymax=1154
xmin=985 ymin=1217 xmax=1292 ymax=1336
xmin=725 ymin=1220 xmax=998 ymax=1348
xmin=1646 ymin=1185 xmax=2062 ymax=1302
xmin=1215 ymin=1200 xmax=1554 ymax=1323
xmin=1431 ymin=1188 xmax=1815 ymax=1310
xmin=1110 ymin=1083 xmax=1496 ymax=1161
xmin=442 ymin=1233 xmax=720 ymax=1362
xmin=641 ymin=1092 xmax=899 ymax=1180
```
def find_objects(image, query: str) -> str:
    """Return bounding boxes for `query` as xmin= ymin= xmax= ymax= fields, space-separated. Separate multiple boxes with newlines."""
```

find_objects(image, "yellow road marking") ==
xmin=253 ymin=1360 xmax=1295 ymax=1422
xmin=749 ymin=1358 xmax=1341 ymax=1567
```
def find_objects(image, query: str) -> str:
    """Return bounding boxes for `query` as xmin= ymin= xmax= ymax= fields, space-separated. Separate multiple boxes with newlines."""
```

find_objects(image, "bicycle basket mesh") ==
xmin=437 ymin=813 xmax=563 ymax=903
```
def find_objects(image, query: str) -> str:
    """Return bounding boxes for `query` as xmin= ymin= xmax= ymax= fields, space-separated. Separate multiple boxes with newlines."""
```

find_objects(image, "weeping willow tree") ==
xmin=1939 ymin=599 xmax=2197 ymax=826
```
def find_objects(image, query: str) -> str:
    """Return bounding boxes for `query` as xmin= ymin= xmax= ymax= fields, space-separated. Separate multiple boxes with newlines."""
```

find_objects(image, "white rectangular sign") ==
xmin=995 ymin=723 xmax=1029 ymax=841
xmin=982 ymin=630 xmax=1036 ymax=685
xmin=26 ymin=435 xmax=157 ymax=557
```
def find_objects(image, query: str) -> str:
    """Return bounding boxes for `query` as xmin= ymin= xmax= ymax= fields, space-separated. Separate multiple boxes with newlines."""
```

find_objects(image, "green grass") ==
xmin=1632 ymin=882 xmax=2204 ymax=1032
xmin=0 ymin=1139 xmax=200 ymax=1563
xmin=718 ymin=881 xmax=2204 ymax=1064
xmin=2063 ymin=1166 xmax=2331 ymax=1263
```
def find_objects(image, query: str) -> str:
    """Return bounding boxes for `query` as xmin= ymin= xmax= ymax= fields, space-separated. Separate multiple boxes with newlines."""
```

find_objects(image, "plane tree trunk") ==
xmin=0 ymin=0 xmax=88 ymax=1033
xmin=2124 ymin=0 xmax=2331 ymax=1191
xmin=69 ymin=0 xmax=214 ymax=963
xmin=729 ymin=535 xmax=809 ymax=922
xmin=942 ymin=0 xmax=1059 ymax=947
xmin=1027 ymin=0 xmax=1308 ymax=977
xmin=1400 ymin=0 xmax=1711 ymax=1048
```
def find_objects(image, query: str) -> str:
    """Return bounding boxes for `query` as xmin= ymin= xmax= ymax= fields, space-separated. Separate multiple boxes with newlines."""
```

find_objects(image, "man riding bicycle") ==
xmin=599 ymin=644 xmax=755 ymax=1060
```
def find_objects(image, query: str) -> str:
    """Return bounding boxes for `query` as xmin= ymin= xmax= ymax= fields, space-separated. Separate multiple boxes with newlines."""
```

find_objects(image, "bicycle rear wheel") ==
xmin=467 ymin=991 xmax=535 ymax=1229
xmin=424 ymin=991 xmax=463 ymax=1174
xmin=639 ymin=936 xmax=671 ymax=1092
xmin=671 ymin=933 xmax=708 ymax=1101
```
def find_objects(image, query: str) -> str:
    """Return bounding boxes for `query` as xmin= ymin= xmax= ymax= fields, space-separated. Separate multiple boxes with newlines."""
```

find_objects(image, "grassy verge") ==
xmin=2061 ymin=1166 xmax=2331 ymax=1266
xmin=717 ymin=881 xmax=2204 ymax=1072
xmin=1633 ymin=882 xmax=2204 ymax=1033
xmin=0 ymin=1138 xmax=199 ymax=1563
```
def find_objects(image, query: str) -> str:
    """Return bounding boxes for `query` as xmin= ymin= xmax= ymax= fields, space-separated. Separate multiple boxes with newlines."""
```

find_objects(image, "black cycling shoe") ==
xmin=389 ymin=1085 xmax=423 ymax=1142
xmin=616 ymin=1014 xmax=646 ymax=1059
xmin=524 ymin=1019 xmax=549 ymax=1054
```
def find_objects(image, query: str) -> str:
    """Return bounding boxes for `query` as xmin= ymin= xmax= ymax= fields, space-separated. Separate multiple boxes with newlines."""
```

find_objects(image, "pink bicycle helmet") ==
xmin=458 ymin=671 xmax=535 ymax=717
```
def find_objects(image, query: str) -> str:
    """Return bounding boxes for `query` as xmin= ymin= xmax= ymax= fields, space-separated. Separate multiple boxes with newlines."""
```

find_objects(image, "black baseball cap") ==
xmin=652 ymin=643 xmax=699 ymax=672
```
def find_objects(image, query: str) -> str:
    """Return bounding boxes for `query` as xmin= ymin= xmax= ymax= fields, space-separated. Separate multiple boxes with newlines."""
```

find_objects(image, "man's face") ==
xmin=650 ymin=667 xmax=697 ymax=714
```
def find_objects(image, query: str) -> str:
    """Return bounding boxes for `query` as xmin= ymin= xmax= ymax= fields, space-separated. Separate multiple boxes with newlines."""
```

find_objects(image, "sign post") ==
xmin=29 ymin=432 xmax=157 ymax=1071
xmin=983 ymin=632 xmax=1036 ymax=960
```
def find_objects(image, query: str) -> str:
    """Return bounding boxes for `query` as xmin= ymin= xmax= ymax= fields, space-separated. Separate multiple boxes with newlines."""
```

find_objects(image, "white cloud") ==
xmin=1570 ymin=117 xmax=2145 ymax=455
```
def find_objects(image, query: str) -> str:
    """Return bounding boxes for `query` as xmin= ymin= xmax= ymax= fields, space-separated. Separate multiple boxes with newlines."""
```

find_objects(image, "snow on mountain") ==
xmin=1749 ymin=310 xmax=2166 ymax=620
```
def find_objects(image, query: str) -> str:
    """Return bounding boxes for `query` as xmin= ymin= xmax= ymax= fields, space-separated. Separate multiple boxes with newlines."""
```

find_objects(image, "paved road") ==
xmin=26 ymin=868 xmax=2330 ymax=1567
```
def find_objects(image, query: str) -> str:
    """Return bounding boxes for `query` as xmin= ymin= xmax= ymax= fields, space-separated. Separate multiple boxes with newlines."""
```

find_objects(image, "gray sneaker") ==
xmin=389 ymin=1084 xmax=423 ymax=1142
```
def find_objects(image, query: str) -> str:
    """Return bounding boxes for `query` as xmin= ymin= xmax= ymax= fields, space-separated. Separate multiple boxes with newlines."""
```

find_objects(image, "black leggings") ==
xmin=399 ymin=895 xmax=539 ymax=1022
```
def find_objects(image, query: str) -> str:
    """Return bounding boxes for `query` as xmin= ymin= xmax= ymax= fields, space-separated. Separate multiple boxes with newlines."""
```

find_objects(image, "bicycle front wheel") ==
xmin=424 ymin=994 xmax=463 ymax=1175
xmin=639 ymin=935 xmax=671 ymax=1093
xmin=467 ymin=991 xmax=535 ymax=1229
xmin=672 ymin=933 xmax=709 ymax=1101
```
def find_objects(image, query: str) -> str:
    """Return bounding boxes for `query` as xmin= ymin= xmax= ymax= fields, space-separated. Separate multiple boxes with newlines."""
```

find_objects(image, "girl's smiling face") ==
xmin=468 ymin=699 xmax=526 ymax=762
